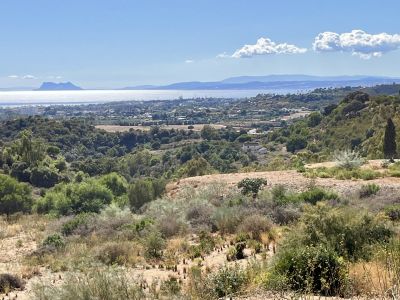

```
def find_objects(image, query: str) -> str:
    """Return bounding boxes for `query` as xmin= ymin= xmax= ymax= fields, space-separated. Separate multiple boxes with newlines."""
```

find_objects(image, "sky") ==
xmin=1 ymin=0 xmax=400 ymax=88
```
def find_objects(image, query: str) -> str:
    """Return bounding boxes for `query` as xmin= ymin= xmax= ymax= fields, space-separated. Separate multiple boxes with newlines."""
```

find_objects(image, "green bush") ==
xmin=61 ymin=213 xmax=92 ymax=236
xmin=0 ymin=174 xmax=33 ymax=215
xmin=128 ymin=178 xmax=166 ymax=211
xmin=359 ymin=183 xmax=380 ymax=198
xmin=296 ymin=187 xmax=338 ymax=205
xmin=99 ymin=172 xmax=128 ymax=197
xmin=144 ymin=230 xmax=166 ymax=259
xmin=237 ymin=178 xmax=267 ymax=199
xmin=297 ymin=204 xmax=393 ymax=261
xmin=272 ymin=245 xmax=348 ymax=296
xmin=208 ymin=265 xmax=248 ymax=298
xmin=42 ymin=234 xmax=65 ymax=249
xmin=30 ymin=166 xmax=60 ymax=188
xmin=35 ymin=180 xmax=113 ymax=215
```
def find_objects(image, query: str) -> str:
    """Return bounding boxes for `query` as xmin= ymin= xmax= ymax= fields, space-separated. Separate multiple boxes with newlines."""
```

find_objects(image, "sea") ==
xmin=0 ymin=89 xmax=298 ymax=107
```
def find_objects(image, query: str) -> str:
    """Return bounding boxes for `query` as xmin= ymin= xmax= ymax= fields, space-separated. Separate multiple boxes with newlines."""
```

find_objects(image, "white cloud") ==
xmin=8 ymin=75 xmax=19 ymax=79
xmin=313 ymin=30 xmax=400 ymax=59
xmin=216 ymin=52 xmax=230 ymax=58
xmin=22 ymin=74 xmax=37 ymax=79
xmin=231 ymin=37 xmax=307 ymax=58
xmin=47 ymin=75 xmax=63 ymax=80
xmin=185 ymin=59 xmax=194 ymax=63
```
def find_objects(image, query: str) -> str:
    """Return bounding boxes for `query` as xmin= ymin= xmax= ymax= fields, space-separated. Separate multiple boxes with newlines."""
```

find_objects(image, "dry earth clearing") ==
xmin=96 ymin=124 xmax=226 ymax=132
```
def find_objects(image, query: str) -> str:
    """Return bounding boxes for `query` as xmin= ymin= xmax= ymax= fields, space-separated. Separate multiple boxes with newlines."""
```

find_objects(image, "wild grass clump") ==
xmin=32 ymin=268 xmax=144 ymax=300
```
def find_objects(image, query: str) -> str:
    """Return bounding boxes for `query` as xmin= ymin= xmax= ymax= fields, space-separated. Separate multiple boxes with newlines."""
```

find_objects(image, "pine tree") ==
xmin=383 ymin=118 xmax=397 ymax=160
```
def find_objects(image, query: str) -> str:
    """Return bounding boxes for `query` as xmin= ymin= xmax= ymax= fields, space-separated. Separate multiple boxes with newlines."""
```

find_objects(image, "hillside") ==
xmin=270 ymin=90 xmax=400 ymax=160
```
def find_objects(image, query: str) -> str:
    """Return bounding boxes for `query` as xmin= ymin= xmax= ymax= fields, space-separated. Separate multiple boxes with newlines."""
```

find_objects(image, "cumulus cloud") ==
xmin=313 ymin=30 xmax=400 ymax=59
xmin=185 ymin=59 xmax=194 ymax=63
xmin=231 ymin=37 xmax=307 ymax=58
xmin=8 ymin=75 xmax=19 ymax=79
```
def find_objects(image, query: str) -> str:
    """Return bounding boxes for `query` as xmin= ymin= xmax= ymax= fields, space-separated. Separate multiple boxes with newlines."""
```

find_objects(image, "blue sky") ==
xmin=1 ymin=0 xmax=400 ymax=88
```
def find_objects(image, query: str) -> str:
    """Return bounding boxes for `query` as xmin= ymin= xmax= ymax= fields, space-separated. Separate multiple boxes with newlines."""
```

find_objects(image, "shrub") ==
xmin=297 ymin=187 xmax=338 ymax=205
xmin=384 ymin=204 xmax=400 ymax=221
xmin=42 ymin=234 xmax=65 ymax=250
xmin=0 ymin=273 xmax=25 ymax=293
xmin=157 ymin=215 xmax=184 ymax=238
xmin=237 ymin=178 xmax=267 ymax=199
xmin=36 ymin=180 xmax=113 ymax=215
xmin=237 ymin=214 xmax=272 ymax=241
xmin=30 ymin=166 xmax=60 ymax=188
xmin=226 ymin=242 xmax=245 ymax=261
xmin=99 ymin=172 xmax=128 ymax=197
xmin=0 ymin=174 xmax=33 ymax=215
xmin=95 ymin=241 xmax=133 ymax=265
xmin=208 ymin=265 xmax=248 ymax=298
xmin=270 ymin=204 xmax=301 ymax=225
xmin=144 ymin=230 xmax=166 ymax=259
xmin=186 ymin=203 xmax=214 ymax=231
xmin=32 ymin=269 xmax=144 ymax=300
xmin=298 ymin=204 xmax=393 ymax=261
xmin=272 ymin=245 xmax=348 ymax=296
xmin=212 ymin=207 xmax=243 ymax=234
xmin=160 ymin=277 xmax=181 ymax=297
xmin=61 ymin=213 xmax=92 ymax=236
xmin=333 ymin=150 xmax=364 ymax=170
xmin=179 ymin=157 xmax=214 ymax=177
xmin=128 ymin=178 xmax=165 ymax=211
xmin=359 ymin=183 xmax=380 ymax=198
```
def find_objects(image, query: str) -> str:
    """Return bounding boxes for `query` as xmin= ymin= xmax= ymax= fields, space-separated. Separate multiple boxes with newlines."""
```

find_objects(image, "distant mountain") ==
xmin=123 ymin=75 xmax=400 ymax=91
xmin=36 ymin=82 xmax=82 ymax=91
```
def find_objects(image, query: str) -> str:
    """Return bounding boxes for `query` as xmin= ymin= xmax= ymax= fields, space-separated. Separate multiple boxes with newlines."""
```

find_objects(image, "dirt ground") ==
xmin=96 ymin=124 xmax=226 ymax=132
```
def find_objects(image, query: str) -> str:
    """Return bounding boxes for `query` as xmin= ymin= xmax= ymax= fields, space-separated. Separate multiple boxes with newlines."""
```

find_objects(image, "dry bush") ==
xmin=237 ymin=214 xmax=272 ymax=241
xmin=349 ymin=261 xmax=392 ymax=296
xmin=157 ymin=214 xmax=186 ymax=238
xmin=20 ymin=265 xmax=41 ymax=280
xmin=185 ymin=203 xmax=215 ymax=232
xmin=95 ymin=241 xmax=137 ymax=266
xmin=212 ymin=207 xmax=243 ymax=234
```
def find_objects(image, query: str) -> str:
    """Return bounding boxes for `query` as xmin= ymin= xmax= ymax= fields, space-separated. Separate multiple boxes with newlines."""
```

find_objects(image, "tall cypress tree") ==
xmin=383 ymin=118 xmax=397 ymax=160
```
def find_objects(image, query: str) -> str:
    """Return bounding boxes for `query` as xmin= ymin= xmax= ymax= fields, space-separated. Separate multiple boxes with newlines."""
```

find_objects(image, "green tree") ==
xmin=0 ymin=174 xmax=33 ymax=215
xmin=30 ymin=166 xmax=60 ymax=188
xmin=383 ymin=118 xmax=397 ymax=160
xmin=99 ymin=172 xmax=128 ymax=197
